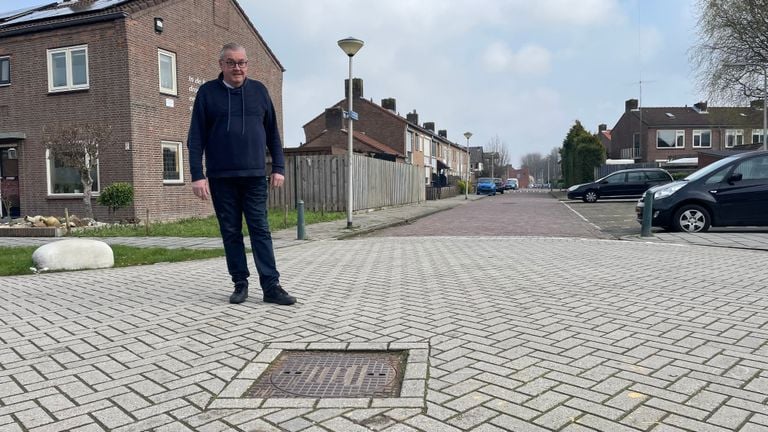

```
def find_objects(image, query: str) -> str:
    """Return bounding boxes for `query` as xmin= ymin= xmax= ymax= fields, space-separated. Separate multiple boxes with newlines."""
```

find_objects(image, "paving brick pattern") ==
xmin=2 ymin=235 xmax=768 ymax=431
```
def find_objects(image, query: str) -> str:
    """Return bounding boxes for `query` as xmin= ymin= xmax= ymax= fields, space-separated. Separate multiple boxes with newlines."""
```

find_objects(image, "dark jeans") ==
xmin=208 ymin=176 xmax=280 ymax=290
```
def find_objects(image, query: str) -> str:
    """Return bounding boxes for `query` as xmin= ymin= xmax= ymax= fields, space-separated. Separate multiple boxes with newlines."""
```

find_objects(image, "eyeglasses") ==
xmin=224 ymin=60 xmax=248 ymax=69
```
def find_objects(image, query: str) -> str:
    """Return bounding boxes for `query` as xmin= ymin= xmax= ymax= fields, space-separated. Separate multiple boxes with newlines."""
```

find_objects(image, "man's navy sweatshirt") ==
xmin=187 ymin=75 xmax=285 ymax=181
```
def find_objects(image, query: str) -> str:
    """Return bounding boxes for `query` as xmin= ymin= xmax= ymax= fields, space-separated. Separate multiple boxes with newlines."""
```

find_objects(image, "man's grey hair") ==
xmin=219 ymin=43 xmax=246 ymax=60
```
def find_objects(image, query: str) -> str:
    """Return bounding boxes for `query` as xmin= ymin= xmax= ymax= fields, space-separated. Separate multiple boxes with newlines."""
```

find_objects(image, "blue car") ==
xmin=476 ymin=177 xmax=496 ymax=195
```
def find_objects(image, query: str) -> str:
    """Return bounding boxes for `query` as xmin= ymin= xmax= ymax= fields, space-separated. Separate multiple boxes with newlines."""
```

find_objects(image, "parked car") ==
xmin=636 ymin=150 xmax=768 ymax=233
xmin=505 ymin=178 xmax=518 ymax=190
xmin=494 ymin=178 xmax=505 ymax=194
xmin=476 ymin=177 xmax=496 ymax=195
xmin=567 ymin=168 xmax=673 ymax=203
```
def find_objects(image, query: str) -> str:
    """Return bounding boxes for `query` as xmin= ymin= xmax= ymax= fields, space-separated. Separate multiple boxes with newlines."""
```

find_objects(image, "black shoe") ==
xmin=263 ymin=284 xmax=296 ymax=305
xmin=229 ymin=281 xmax=249 ymax=304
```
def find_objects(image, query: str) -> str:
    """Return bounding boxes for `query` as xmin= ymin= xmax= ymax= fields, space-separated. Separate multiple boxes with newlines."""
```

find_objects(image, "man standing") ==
xmin=187 ymin=43 xmax=296 ymax=306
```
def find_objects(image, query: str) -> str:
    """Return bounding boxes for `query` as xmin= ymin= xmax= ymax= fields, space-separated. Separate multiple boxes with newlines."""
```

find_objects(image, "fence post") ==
xmin=297 ymin=200 xmax=305 ymax=240
xmin=641 ymin=190 xmax=654 ymax=237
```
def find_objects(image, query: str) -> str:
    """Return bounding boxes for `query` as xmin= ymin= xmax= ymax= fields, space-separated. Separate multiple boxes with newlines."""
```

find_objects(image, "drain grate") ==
xmin=244 ymin=350 xmax=407 ymax=398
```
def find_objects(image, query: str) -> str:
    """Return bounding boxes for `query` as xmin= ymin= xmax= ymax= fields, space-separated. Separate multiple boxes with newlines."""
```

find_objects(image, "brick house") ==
xmin=608 ymin=98 xmax=765 ymax=164
xmin=301 ymin=78 xmax=469 ymax=186
xmin=0 ymin=0 xmax=283 ymax=221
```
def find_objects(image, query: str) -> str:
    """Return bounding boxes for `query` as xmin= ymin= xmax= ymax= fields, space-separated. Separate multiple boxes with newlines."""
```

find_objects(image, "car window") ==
xmin=627 ymin=172 xmax=646 ymax=182
xmin=733 ymin=155 xmax=768 ymax=180
xmin=647 ymin=171 xmax=670 ymax=181
xmin=603 ymin=173 xmax=626 ymax=184
xmin=704 ymin=169 xmax=730 ymax=184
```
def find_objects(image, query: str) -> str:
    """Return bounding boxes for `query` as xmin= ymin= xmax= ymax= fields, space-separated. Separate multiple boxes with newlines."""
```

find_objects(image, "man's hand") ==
xmin=270 ymin=173 xmax=285 ymax=188
xmin=192 ymin=179 xmax=210 ymax=200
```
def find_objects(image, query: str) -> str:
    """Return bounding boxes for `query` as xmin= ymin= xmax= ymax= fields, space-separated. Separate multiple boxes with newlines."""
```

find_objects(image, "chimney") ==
xmin=751 ymin=100 xmax=765 ymax=110
xmin=423 ymin=122 xmax=435 ymax=132
xmin=324 ymin=107 xmax=343 ymax=130
xmin=406 ymin=110 xmax=419 ymax=125
xmin=438 ymin=129 xmax=447 ymax=138
xmin=693 ymin=101 xmax=708 ymax=112
xmin=625 ymin=99 xmax=639 ymax=112
xmin=598 ymin=124 xmax=607 ymax=132
xmin=381 ymin=98 xmax=396 ymax=112
xmin=344 ymin=78 xmax=364 ymax=99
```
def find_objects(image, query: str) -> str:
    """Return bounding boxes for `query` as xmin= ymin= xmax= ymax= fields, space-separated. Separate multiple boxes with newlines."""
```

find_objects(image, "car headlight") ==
xmin=653 ymin=183 xmax=685 ymax=200
xmin=567 ymin=185 xmax=580 ymax=192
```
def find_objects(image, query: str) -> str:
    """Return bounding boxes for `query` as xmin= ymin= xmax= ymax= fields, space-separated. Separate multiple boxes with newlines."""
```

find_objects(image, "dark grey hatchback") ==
xmin=636 ymin=150 xmax=768 ymax=232
xmin=566 ymin=168 xmax=673 ymax=203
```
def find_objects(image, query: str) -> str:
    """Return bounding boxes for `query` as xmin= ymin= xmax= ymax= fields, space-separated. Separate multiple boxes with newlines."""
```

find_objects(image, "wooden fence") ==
xmin=268 ymin=154 xmax=425 ymax=211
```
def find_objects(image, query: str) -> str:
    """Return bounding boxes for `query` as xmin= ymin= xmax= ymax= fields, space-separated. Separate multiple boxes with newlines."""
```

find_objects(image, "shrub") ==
xmin=98 ymin=182 xmax=134 ymax=216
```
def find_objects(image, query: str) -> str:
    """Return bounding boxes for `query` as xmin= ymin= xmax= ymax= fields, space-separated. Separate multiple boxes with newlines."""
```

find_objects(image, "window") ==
xmin=627 ymin=171 xmax=646 ymax=182
xmin=725 ymin=129 xmax=743 ymax=148
xmin=633 ymin=132 xmax=640 ymax=157
xmin=162 ymin=141 xmax=183 ymax=183
xmin=753 ymin=129 xmax=765 ymax=144
xmin=158 ymin=49 xmax=177 ymax=95
xmin=0 ymin=57 xmax=9 ymax=86
xmin=604 ymin=172 xmax=626 ymax=184
xmin=1 ymin=148 xmax=18 ymax=177
xmin=657 ymin=130 xmax=685 ymax=148
xmin=46 ymin=149 xmax=99 ymax=195
xmin=47 ymin=45 xmax=89 ymax=92
xmin=693 ymin=130 xmax=711 ymax=148
xmin=734 ymin=155 xmax=768 ymax=180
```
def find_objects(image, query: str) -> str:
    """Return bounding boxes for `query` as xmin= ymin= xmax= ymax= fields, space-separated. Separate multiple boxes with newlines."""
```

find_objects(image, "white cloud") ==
xmin=482 ymin=42 xmax=552 ymax=76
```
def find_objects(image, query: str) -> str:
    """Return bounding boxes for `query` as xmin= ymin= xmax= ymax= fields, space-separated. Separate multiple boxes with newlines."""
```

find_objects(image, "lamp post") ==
xmin=338 ymin=37 xmax=364 ymax=228
xmin=463 ymin=132 xmax=472 ymax=199
xmin=726 ymin=62 xmax=767 ymax=150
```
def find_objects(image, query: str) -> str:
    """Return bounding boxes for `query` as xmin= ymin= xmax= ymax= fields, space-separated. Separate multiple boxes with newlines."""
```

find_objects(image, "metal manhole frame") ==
xmin=244 ymin=350 xmax=408 ymax=399
xmin=210 ymin=342 xmax=429 ymax=410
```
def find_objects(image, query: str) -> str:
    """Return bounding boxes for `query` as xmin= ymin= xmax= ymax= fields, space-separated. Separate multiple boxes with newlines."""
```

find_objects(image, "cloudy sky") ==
xmin=7 ymin=0 xmax=701 ymax=167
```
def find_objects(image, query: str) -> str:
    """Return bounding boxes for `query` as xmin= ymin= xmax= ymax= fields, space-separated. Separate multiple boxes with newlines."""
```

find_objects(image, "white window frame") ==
xmin=656 ymin=130 xmax=685 ymax=149
xmin=693 ymin=129 xmax=712 ymax=148
xmin=45 ymin=149 xmax=100 ymax=196
xmin=161 ymin=141 xmax=184 ymax=184
xmin=753 ymin=129 xmax=765 ymax=144
xmin=158 ymin=49 xmax=177 ymax=95
xmin=0 ymin=56 xmax=9 ymax=86
xmin=47 ymin=45 xmax=89 ymax=92
xmin=725 ymin=129 xmax=743 ymax=148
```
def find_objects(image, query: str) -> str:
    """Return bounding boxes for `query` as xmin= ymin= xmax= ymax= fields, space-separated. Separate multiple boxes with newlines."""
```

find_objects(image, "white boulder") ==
xmin=32 ymin=239 xmax=114 ymax=271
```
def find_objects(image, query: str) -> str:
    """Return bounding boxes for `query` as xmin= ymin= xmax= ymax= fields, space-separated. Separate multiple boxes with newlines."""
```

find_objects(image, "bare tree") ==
xmin=484 ymin=135 xmax=510 ymax=177
xmin=42 ymin=123 xmax=112 ymax=219
xmin=690 ymin=0 xmax=768 ymax=103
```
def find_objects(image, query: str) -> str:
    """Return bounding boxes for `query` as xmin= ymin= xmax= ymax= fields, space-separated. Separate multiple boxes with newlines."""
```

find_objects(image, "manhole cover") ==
xmin=244 ymin=350 xmax=407 ymax=398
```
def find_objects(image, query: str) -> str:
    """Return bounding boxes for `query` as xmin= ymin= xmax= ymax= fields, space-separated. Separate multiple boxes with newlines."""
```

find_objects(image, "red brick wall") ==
xmin=124 ymin=0 xmax=284 ymax=221
xmin=0 ymin=0 xmax=283 ymax=221
xmin=0 ymin=19 xmax=133 ymax=220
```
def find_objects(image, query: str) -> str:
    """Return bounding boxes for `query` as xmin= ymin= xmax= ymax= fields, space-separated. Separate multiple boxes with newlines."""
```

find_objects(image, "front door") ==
xmin=0 ymin=147 xmax=20 ymax=218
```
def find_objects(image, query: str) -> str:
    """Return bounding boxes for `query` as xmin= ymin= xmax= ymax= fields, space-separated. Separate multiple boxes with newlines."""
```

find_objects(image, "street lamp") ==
xmin=726 ymin=62 xmax=767 ymax=151
xmin=463 ymin=132 xmax=472 ymax=199
xmin=338 ymin=37 xmax=364 ymax=228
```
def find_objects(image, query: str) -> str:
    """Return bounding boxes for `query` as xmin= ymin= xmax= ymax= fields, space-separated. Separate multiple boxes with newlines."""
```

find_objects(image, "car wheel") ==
xmin=583 ymin=190 xmax=598 ymax=203
xmin=500 ymin=190 xmax=504 ymax=194
xmin=673 ymin=205 xmax=710 ymax=233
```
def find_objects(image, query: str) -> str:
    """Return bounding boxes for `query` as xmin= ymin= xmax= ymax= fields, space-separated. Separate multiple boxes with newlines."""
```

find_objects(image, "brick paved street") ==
xmin=2 ymin=233 xmax=768 ymax=431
